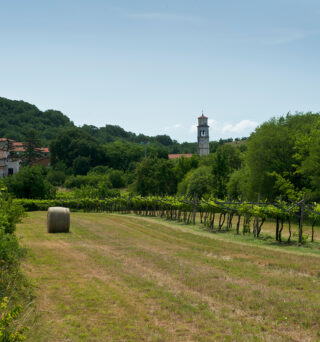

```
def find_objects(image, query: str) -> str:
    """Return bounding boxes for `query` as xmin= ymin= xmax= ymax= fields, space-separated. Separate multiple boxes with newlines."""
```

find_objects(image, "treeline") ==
xmin=3 ymin=96 xmax=320 ymax=203
xmin=0 ymin=97 xmax=243 ymax=154
xmin=229 ymin=112 xmax=320 ymax=201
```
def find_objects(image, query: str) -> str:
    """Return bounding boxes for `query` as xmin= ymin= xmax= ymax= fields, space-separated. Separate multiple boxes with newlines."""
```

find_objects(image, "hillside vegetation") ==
xmin=0 ymin=97 xmax=74 ymax=144
xmin=4 ymin=96 xmax=320 ymax=204
xmin=0 ymin=97 xmax=200 ymax=151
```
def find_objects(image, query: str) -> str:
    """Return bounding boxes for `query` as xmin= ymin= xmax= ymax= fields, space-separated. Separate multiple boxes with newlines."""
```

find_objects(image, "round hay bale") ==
xmin=47 ymin=207 xmax=70 ymax=233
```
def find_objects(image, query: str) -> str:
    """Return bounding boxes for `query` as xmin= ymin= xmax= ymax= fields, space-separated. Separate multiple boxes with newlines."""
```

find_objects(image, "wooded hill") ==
xmin=0 ymin=97 xmax=193 ymax=151
xmin=0 ymin=97 xmax=240 ymax=153
xmin=0 ymin=97 xmax=73 ymax=143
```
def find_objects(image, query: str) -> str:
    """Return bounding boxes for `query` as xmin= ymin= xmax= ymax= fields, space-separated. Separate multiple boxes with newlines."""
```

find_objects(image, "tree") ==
xmin=104 ymin=141 xmax=143 ymax=171
xmin=298 ymin=119 xmax=320 ymax=200
xmin=227 ymin=168 xmax=250 ymax=199
xmin=133 ymin=158 xmax=177 ymax=196
xmin=211 ymin=144 xmax=241 ymax=199
xmin=22 ymin=130 xmax=43 ymax=165
xmin=178 ymin=166 xmax=214 ymax=198
xmin=46 ymin=169 xmax=66 ymax=186
xmin=4 ymin=166 xmax=55 ymax=199
xmin=173 ymin=155 xmax=199 ymax=183
xmin=73 ymin=156 xmax=91 ymax=175
xmin=108 ymin=170 xmax=126 ymax=188
xmin=50 ymin=128 xmax=106 ymax=173
xmin=244 ymin=113 xmax=319 ymax=200
xmin=154 ymin=135 xmax=173 ymax=146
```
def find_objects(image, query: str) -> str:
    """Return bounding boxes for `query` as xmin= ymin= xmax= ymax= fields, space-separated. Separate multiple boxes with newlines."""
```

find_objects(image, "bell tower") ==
xmin=197 ymin=111 xmax=209 ymax=156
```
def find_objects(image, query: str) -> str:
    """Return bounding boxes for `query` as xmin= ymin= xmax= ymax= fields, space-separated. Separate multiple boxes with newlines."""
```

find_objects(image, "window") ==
xmin=8 ymin=168 xmax=14 ymax=176
xmin=200 ymin=130 xmax=206 ymax=137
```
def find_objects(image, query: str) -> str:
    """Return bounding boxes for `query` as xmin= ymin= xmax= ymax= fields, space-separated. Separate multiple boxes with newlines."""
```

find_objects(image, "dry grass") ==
xmin=17 ymin=212 xmax=320 ymax=341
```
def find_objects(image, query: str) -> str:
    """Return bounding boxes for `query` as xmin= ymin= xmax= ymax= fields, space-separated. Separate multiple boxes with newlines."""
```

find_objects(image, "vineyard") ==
xmin=15 ymin=195 xmax=320 ymax=244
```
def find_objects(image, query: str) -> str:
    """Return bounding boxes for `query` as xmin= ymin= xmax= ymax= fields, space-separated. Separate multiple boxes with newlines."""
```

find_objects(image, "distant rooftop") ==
xmin=0 ymin=138 xmax=49 ymax=153
xmin=168 ymin=153 xmax=193 ymax=159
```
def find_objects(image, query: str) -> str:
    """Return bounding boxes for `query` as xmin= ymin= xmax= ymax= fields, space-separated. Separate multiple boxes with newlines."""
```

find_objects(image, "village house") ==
xmin=0 ymin=138 xmax=50 ymax=178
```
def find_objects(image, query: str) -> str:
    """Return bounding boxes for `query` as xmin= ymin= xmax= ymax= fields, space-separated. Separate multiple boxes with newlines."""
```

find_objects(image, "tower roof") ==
xmin=198 ymin=110 xmax=208 ymax=119
xmin=198 ymin=114 xmax=208 ymax=119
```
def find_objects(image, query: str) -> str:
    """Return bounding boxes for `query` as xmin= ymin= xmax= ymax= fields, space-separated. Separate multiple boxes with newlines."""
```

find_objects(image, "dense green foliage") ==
xmin=4 ymin=166 xmax=56 ymax=199
xmin=21 ymin=129 xmax=44 ymax=166
xmin=0 ymin=97 xmax=243 ymax=157
xmin=231 ymin=113 xmax=320 ymax=201
xmin=0 ymin=183 xmax=30 ymax=341
xmin=133 ymin=158 xmax=177 ymax=196
xmin=3 ymin=97 xmax=320 ymax=203
xmin=0 ymin=97 xmax=73 ymax=144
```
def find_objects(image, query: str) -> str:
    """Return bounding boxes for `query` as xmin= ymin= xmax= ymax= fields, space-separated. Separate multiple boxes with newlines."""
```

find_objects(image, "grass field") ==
xmin=17 ymin=212 xmax=320 ymax=341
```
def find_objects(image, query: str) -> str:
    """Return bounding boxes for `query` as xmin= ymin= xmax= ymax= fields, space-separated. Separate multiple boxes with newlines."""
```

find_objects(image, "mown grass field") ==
xmin=17 ymin=212 xmax=320 ymax=341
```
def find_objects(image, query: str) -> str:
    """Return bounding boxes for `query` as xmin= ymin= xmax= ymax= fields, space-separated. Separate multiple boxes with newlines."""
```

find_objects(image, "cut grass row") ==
xmin=18 ymin=212 xmax=320 ymax=341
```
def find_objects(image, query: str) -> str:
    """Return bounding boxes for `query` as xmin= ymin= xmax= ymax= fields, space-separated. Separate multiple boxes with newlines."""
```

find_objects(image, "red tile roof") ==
xmin=13 ymin=147 xmax=25 ymax=152
xmin=0 ymin=138 xmax=49 ymax=154
xmin=168 ymin=154 xmax=193 ymax=159
xmin=38 ymin=147 xmax=50 ymax=153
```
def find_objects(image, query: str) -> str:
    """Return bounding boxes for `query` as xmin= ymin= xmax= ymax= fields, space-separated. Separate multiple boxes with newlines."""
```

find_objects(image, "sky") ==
xmin=1 ymin=0 xmax=320 ymax=142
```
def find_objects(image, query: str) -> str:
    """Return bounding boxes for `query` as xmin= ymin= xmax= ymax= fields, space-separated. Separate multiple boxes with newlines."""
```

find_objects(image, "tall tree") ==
xmin=242 ymin=113 xmax=319 ymax=200
xmin=134 ymin=158 xmax=177 ymax=196
xmin=22 ymin=130 xmax=43 ymax=165
xmin=211 ymin=144 xmax=242 ymax=199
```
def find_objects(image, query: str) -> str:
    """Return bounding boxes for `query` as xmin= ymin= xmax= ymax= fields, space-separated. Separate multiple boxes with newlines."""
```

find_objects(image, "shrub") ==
xmin=46 ymin=170 xmax=66 ymax=186
xmin=0 ymin=297 xmax=28 ymax=341
xmin=73 ymin=156 xmax=91 ymax=175
xmin=0 ymin=184 xmax=30 ymax=341
xmin=64 ymin=174 xmax=109 ymax=189
xmin=4 ymin=166 xmax=56 ymax=199
xmin=109 ymin=170 xmax=126 ymax=188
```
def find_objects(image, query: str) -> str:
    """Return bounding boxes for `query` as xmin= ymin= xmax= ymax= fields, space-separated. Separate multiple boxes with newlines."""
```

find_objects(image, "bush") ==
xmin=88 ymin=166 xmax=110 ymax=174
xmin=5 ymin=166 xmax=56 ymax=199
xmin=109 ymin=170 xmax=126 ymax=188
xmin=0 ymin=185 xmax=30 ymax=341
xmin=64 ymin=174 xmax=111 ymax=189
xmin=73 ymin=183 xmax=119 ymax=199
xmin=46 ymin=170 xmax=66 ymax=186
xmin=73 ymin=156 xmax=91 ymax=175
xmin=178 ymin=166 xmax=214 ymax=198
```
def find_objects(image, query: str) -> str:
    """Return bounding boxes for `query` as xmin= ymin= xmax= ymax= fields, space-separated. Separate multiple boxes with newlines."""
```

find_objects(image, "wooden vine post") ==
xmin=298 ymin=194 xmax=306 ymax=244
xmin=192 ymin=193 xmax=198 ymax=225
xmin=253 ymin=193 xmax=260 ymax=238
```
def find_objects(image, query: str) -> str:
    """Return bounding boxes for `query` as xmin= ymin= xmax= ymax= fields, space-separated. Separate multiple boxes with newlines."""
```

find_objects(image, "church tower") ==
xmin=197 ymin=111 xmax=209 ymax=156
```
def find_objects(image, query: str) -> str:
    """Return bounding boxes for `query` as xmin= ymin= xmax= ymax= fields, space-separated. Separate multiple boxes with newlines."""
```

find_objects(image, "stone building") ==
xmin=197 ymin=112 xmax=209 ymax=156
xmin=0 ymin=138 xmax=50 ymax=178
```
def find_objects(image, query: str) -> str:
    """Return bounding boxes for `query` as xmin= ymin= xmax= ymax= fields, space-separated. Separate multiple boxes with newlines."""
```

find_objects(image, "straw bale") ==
xmin=47 ymin=207 xmax=70 ymax=233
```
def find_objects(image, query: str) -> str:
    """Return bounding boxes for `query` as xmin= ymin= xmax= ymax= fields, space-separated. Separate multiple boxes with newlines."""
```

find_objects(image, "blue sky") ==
xmin=1 ymin=0 xmax=320 ymax=142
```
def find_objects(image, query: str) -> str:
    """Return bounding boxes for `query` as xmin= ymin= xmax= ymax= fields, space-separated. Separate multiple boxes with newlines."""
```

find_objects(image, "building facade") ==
xmin=0 ymin=149 xmax=20 ymax=178
xmin=197 ymin=112 xmax=209 ymax=156
xmin=0 ymin=138 xmax=50 ymax=178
